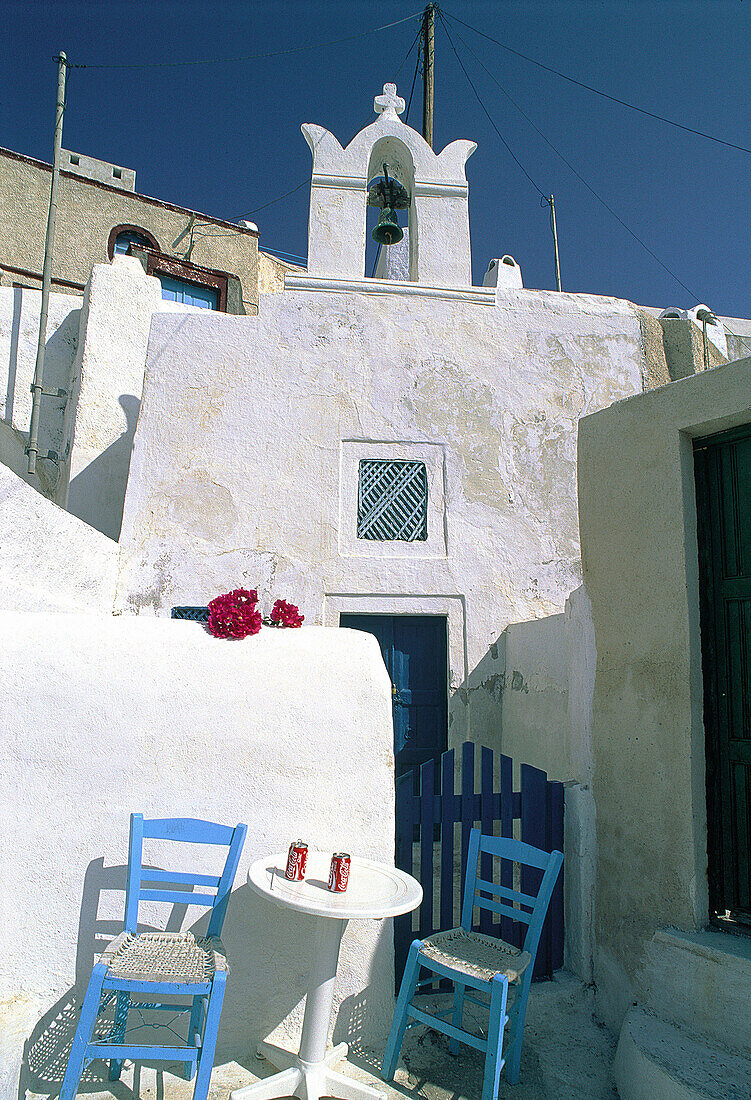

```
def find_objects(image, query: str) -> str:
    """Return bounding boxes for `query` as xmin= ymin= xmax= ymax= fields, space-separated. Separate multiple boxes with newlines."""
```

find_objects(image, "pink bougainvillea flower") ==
xmin=269 ymin=598 xmax=304 ymax=628
xmin=207 ymin=588 xmax=262 ymax=639
xmin=227 ymin=588 xmax=258 ymax=606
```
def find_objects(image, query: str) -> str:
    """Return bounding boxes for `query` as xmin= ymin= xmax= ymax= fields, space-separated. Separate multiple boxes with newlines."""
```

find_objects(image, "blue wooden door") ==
xmin=339 ymin=614 xmax=448 ymax=777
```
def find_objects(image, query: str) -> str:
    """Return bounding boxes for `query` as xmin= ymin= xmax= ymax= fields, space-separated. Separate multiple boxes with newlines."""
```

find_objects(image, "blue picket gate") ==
xmin=394 ymin=741 xmax=564 ymax=988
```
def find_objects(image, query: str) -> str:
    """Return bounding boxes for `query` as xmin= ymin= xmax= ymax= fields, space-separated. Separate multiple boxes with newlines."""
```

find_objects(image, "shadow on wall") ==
xmin=454 ymin=633 xmax=507 ymax=748
xmin=66 ymin=394 xmax=140 ymax=542
xmin=35 ymin=312 xmax=80 ymax=468
xmin=450 ymin=613 xmax=570 ymax=782
xmin=3 ymin=290 xmax=80 ymax=497
xmin=333 ymin=920 xmax=393 ymax=1057
xmin=5 ymin=290 xmax=79 ymax=428
xmin=18 ymin=856 xmax=327 ymax=1094
xmin=5 ymin=288 xmax=22 ymax=424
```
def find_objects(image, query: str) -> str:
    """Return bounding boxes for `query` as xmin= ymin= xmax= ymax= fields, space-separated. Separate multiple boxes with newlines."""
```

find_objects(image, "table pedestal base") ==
xmin=230 ymin=1038 xmax=386 ymax=1100
xmin=229 ymin=916 xmax=386 ymax=1100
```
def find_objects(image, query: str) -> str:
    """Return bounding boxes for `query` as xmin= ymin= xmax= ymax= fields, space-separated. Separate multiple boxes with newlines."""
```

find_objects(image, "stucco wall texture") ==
xmin=0 ymin=285 xmax=80 ymax=499
xmin=0 ymin=148 xmax=259 ymax=311
xmin=60 ymin=257 xmax=164 ymax=539
xmin=0 ymin=616 xmax=395 ymax=1098
xmin=115 ymin=283 xmax=658 ymax=749
xmin=0 ymin=461 xmax=118 ymax=613
xmin=577 ymin=356 xmax=751 ymax=1032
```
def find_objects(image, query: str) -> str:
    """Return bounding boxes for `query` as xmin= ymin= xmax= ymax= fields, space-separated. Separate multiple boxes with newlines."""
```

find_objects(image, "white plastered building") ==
xmin=112 ymin=82 xmax=674 ymax=758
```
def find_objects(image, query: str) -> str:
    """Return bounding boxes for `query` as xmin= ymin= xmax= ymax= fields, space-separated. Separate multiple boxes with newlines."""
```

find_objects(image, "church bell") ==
xmin=368 ymin=162 xmax=408 ymax=248
xmin=372 ymin=207 xmax=404 ymax=246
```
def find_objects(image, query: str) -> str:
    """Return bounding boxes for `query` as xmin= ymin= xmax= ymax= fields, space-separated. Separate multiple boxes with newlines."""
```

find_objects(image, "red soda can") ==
xmin=285 ymin=840 xmax=308 ymax=881
xmin=328 ymin=852 xmax=351 ymax=892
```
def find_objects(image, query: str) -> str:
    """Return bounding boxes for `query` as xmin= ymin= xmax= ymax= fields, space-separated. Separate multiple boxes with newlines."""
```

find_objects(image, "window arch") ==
xmin=107 ymin=224 xmax=160 ymax=259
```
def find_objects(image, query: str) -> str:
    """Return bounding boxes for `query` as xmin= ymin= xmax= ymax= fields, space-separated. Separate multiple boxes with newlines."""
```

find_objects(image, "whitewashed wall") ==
xmin=0 ymin=461 xmax=118 ymax=613
xmin=0 ymin=286 xmax=80 ymax=443
xmin=0 ymin=616 xmax=394 ymax=1098
xmin=0 ymin=258 xmax=192 ymax=542
xmin=116 ymin=282 xmax=652 ymax=748
xmin=60 ymin=256 xmax=163 ymax=540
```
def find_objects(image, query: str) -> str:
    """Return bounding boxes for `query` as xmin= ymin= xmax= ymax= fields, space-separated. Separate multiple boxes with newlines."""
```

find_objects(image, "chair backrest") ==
xmin=460 ymin=828 xmax=563 ymax=965
xmin=124 ymin=814 xmax=247 ymax=938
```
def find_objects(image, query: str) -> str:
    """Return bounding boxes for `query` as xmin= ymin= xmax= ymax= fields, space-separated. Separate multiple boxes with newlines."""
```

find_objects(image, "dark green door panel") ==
xmin=695 ymin=425 xmax=751 ymax=923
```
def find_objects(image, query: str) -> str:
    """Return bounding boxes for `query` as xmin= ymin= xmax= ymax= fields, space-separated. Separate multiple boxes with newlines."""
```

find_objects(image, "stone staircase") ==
xmin=614 ymin=928 xmax=751 ymax=1099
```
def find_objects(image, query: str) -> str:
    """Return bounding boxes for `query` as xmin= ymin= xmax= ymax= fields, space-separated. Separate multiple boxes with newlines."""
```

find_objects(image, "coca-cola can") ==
xmin=285 ymin=840 xmax=308 ymax=881
xmin=328 ymin=852 xmax=351 ymax=892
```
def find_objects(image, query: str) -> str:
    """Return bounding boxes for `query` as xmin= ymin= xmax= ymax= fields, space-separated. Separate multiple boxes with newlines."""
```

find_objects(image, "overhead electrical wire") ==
xmin=237 ymin=20 xmax=422 ymax=265
xmin=441 ymin=8 xmax=751 ymax=156
xmin=441 ymin=14 xmax=751 ymax=352
xmin=393 ymin=20 xmax=424 ymax=83
xmin=56 ymin=5 xmax=749 ymax=340
xmin=405 ymin=29 xmax=422 ymax=125
xmin=234 ymin=177 xmax=312 ymax=221
xmin=439 ymin=10 xmax=704 ymax=301
xmin=66 ymin=11 xmax=423 ymax=69
xmin=438 ymin=12 xmax=547 ymax=201
xmin=260 ymin=246 xmax=308 ymax=264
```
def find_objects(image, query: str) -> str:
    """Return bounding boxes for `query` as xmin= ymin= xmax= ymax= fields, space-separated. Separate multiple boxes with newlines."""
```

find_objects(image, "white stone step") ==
xmin=639 ymin=928 xmax=751 ymax=1056
xmin=614 ymin=1006 xmax=751 ymax=1100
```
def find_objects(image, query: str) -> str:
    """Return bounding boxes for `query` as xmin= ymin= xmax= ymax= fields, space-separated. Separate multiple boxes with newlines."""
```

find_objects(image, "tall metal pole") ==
xmin=422 ymin=3 xmax=435 ymax=149
xmin=550 ymin=193 xmax=562 ymax=292
xmin=28 ymin=52 xmax=67 ymax=475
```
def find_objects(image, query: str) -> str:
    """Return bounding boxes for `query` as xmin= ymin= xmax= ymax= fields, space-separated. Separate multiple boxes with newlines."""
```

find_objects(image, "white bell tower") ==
xmin=302 ymin=83 xmax=476 ymax=287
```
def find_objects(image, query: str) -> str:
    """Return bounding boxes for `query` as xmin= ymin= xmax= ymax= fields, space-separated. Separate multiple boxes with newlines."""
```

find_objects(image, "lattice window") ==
xmin=357 ymin=459 xmax=428 ymax=541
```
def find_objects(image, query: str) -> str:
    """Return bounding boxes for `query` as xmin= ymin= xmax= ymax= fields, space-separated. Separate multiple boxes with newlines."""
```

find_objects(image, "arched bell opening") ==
xmin=364 ymin=137 xmax=416 ymax=281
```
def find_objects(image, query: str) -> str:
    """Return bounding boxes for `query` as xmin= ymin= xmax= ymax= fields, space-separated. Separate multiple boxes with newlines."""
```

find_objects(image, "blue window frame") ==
xmin=158 ymin=275 xmax=219 ymax=309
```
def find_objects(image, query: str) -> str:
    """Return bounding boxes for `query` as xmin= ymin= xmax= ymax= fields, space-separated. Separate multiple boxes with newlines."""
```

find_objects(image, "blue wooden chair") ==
xmin=60 ymin=814 xmax=247 ymax=1099
xmin=382 ymin=828 xmax=563 ymax=1098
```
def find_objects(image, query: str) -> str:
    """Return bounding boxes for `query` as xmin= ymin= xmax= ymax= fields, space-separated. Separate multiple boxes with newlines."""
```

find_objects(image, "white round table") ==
xmin=230 ymin=850 xmax=422 ymax=1100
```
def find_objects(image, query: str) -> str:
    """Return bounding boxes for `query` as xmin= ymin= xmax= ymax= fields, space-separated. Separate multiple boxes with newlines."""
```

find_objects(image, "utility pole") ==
xmin=28 ymin=52 xmax=67 ymax=475
xmin=422 ymin=3 xmax=435 ymax=149
xmin=549 ymin=193 xmax=562 ymax=292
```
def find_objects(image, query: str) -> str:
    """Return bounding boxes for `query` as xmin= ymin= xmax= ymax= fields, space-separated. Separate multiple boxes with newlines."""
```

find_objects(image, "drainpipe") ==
xmin=27 ymin=52 xmax=68 ymax=475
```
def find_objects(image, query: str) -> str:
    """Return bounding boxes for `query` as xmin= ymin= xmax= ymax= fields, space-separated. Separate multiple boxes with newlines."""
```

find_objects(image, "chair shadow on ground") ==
xmin=18 ymin=864 xmax=308 ymax=1099
xmin=19 ymin=857 xmax=196 ymax=1099
xmin=337 ymin=976 xmax=545 ymax=1100
xmin=19 ymin=858 xmax=128 ymax=1099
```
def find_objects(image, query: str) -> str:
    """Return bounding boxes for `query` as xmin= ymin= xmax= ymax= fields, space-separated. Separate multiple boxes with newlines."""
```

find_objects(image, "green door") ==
xmin=695 ymin=424 xmax=751 ymax=926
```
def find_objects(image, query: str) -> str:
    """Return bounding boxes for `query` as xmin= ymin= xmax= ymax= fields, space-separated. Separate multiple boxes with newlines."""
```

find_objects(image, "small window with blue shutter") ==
xmin=159 ymin=275 xmax=219 ymax=309
xmin=357 ymin=459 xmax=428 ymax=541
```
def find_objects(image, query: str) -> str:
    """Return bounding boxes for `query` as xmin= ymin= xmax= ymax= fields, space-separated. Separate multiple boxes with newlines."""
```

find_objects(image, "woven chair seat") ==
xmin=420 ymin=927 xmax=532 ymax=983
xmin=102 ymin=931 xmax=222 ymax=984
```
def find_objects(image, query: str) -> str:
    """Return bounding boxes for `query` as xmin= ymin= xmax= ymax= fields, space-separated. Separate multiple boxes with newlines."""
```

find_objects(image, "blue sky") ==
xmin=4 ymin=1 xmax=751 ymax=316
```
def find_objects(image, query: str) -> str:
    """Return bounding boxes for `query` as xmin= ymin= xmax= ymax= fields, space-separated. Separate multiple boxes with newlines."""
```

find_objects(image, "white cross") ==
xmin=374 ymin=83 xmax=405 ymax=119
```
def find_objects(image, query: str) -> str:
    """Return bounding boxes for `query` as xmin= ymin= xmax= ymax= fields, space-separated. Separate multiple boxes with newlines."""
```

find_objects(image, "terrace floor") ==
xmin=38 ymin=971 xmax=617 ymax=1100
xmin=341 ymin=971 xmax=618 ymax=1100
